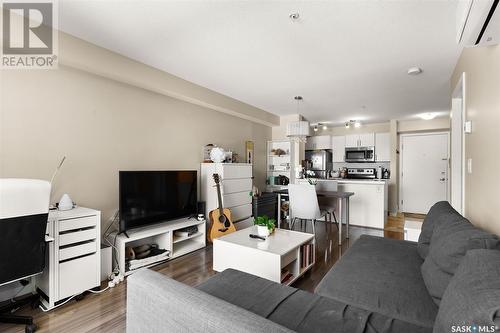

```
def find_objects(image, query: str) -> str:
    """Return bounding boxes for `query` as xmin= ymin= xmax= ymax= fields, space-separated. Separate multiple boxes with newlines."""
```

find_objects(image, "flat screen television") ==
xmin=119 ymin=170 xmax=197 ymax=233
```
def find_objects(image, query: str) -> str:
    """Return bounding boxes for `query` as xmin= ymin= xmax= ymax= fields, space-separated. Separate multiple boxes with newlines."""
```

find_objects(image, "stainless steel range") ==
xmin=347 ymin=168 xmax=376 ymax=179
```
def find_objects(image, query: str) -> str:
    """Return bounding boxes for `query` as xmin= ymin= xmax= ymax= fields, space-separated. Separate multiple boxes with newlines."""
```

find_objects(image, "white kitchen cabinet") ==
xmin=345 ymin=135 xmax=359 ymax=148
xmin=345 ymin=133 xmax=375 ymax=148
xmin=305 ymin=135 xmax=331 ymax=150
xmin=337 ymin=181 xmax=388 ymax=229
xmin=375 ymin=132 xmax=391 ymax=161
xmin=359 ymin=133 xmax=375 ymax=146
xmin=331 ymin=136 xmax=345 ymax=162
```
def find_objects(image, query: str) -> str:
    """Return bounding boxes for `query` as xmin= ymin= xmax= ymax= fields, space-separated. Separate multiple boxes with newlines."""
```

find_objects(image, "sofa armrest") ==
xmin=126 ymin=269 xmax=294 ymax=333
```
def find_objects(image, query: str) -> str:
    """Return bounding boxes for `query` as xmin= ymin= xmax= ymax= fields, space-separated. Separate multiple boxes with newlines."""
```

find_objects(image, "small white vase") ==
xmin=257 ymin=225 xmax=270 ymax=237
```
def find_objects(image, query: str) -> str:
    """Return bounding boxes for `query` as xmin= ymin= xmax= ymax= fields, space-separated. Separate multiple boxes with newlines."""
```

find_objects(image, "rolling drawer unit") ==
xmin=201 ymin=163 xmax=253 ymax=226
xmin=36 ymin=207 xmax=101 ymax=310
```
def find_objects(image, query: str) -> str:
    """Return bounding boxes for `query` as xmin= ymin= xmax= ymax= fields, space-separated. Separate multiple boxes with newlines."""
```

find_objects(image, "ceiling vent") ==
xmin=457 ymin=0 xmax=499 ymax=47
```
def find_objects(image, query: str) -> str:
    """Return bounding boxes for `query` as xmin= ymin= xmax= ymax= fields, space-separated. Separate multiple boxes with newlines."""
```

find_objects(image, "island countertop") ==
xmin=298 ymin=178 xmax=388 ymax=185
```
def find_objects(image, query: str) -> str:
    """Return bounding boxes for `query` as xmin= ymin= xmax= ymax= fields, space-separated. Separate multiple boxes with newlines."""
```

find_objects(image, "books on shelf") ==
xmin=281 ymin=268 xmax=294 ymax=284
xmin=300 ymin=243 xmax=315 ymax=269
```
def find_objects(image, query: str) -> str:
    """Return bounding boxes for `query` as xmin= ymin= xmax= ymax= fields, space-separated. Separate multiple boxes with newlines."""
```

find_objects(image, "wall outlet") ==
xmin=467 ymin=158 xmax=472 ymax=174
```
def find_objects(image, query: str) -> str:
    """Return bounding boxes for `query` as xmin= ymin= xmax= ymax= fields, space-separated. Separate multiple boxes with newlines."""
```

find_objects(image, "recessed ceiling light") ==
xmin=322 ymin=124 xmax=328 ymax=130
xmin=313 ymin=126 xmax=318 ymax=132
xmin=419 ymin=113 xmax=437 ymax=120
xmin=354 ymin=121 xmax=361 ymax=128
xmin=408 ymin=67 xmax=423 ymax=75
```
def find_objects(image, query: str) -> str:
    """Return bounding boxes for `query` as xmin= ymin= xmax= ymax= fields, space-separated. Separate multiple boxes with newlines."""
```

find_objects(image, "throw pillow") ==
xmin=433 ymin=249 xmax=500 ymax=333
xmin=417 ymin=201 xmax=460 ymax=259
xmin=421 ymin=216 xmax=500 ymax=304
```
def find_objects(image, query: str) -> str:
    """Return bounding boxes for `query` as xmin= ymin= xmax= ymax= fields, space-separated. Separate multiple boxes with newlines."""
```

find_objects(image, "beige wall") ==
xmin=398 ymin=117 xmax=450 ymax=133
xmin=451 ymin=44 xmax=500 ymax=236
xmin=319 ymin=122 xmax=390 ymax=136
xmin=0 ymin=35 xmax=272 ymax=225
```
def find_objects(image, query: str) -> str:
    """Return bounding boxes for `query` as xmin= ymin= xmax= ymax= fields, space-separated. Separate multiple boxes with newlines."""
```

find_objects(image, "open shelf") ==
xmin=300 ymin=263 xmax=314 ymax=275
xmin=115 ymin=217 xmax=206 ymax=276
xmin=267 ymin=140 xmax=295 ymax=191
xmin=173 ymin=231 xmax=203 ymax=244
xmin=173 ymin=240 xmax=205 ymax=258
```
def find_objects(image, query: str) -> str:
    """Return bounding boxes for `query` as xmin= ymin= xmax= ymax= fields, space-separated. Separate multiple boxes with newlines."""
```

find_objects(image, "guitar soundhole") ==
xmin=218 ymin=215 xmax=230 ymax=228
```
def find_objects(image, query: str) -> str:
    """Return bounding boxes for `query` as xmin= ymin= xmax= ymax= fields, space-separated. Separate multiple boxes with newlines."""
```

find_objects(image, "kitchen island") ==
xmin=296 ymin=178 xmax=388 ymax=229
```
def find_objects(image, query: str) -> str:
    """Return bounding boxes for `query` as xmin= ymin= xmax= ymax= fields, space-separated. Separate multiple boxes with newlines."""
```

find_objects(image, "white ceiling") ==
xmin=58 ymin=1 xmax=462 ymax=125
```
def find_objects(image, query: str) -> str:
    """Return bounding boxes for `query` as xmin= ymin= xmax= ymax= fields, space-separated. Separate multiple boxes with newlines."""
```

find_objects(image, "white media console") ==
xmin=114 ymin=217 xmax=206 ymax=276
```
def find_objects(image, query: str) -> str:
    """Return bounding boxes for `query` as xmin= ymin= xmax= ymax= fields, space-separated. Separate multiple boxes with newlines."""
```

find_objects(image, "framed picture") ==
xmin=245 ymin=141 xmax=254 ymax=165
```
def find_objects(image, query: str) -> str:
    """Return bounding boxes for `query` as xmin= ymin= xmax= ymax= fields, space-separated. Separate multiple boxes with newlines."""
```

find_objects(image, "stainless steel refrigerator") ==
xmin=305 ymin=150 xmax=332 ymax=179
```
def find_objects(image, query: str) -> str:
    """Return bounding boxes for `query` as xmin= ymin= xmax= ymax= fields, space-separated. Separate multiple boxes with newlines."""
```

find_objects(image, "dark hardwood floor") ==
xmin=0 ymin=217 xmax=406 ymax=333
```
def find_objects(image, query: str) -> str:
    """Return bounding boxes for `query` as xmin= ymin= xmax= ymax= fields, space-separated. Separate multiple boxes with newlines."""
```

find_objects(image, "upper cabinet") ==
xmin=375 ymin=132 xmax=390 ymax=161
xmin=345 ymin=135 xmax=359 ymax=148
xmin=345 ymin=133 xmax=375 ymax=148
xmin=305 ymin=132 xmax=390 ymax=162
xmin=359 ymin=133 xmax=375 ymax=146
xmin=331 ymin=136 xmax=346 ymax=162
xmin=305 ymin=135 xmax=331 ymax=150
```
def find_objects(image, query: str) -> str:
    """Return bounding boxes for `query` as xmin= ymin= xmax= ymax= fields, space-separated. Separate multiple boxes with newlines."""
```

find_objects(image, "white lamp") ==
xmin=286 ymin=121 xmax=310 ymax=143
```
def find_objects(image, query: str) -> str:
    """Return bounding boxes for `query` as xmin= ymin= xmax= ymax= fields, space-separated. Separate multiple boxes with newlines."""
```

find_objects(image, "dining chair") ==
xmin=315 ymin=181 xmax=339 ymax=226
xmin=287 ymin=184 xmax=328 ymax=234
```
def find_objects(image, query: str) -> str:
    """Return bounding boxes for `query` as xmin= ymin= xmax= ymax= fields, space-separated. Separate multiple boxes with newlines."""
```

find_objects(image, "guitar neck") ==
xmin=216 ymin=181 xmax=224 ymax=215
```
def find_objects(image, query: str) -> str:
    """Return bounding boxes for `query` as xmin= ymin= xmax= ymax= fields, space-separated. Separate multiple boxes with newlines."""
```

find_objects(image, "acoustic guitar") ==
xmin=208 ymin=173 xmax=236 ymax=242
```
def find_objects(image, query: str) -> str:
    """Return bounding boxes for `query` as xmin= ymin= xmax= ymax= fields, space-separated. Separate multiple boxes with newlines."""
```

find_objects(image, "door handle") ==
xmin=439 ymin=178 xmax=446 ymax=181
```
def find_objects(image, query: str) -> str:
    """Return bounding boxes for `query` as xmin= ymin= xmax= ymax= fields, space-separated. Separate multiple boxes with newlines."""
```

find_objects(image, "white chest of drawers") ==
xmin=36 ymin=207 xmax=101 ymax=310
xmin=201 ymin=163 xmax=253 ymax=226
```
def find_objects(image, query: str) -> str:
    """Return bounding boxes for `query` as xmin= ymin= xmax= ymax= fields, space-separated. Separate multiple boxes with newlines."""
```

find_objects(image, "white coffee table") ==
xmin=213 ymin=226 xmax=315 ymax=285
xmin=404 ymin=219 xmax=423 ymax=242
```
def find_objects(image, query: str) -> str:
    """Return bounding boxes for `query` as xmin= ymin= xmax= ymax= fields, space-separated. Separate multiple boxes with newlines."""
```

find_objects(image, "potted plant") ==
xmin=254 ymin=215 xmax=276 ymax=237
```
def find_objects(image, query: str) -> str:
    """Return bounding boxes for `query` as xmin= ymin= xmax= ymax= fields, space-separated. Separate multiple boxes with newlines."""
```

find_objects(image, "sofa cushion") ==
xmin=433 ymin=249 xmax=500 ymax=333
xmin=198 ymin=269 xmax=431 ymax=333
xmin=314 ymin=235 xmax=437 ymax=328
xmin=127 ymin=268 xmax=293 ymax=333
xmin=417 ymin=201 xmax=460 ymax=259
xmin=421 ymin=215 xmax=500 ymax=304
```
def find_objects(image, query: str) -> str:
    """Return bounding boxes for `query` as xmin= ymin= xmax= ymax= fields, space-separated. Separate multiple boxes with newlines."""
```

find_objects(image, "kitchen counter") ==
xmin=298 ymin=178 xmax=388 ymax=184
xmin=295 ymin=178 xmax=388 ymax=229
xmin=335 ymin=178 xmax=388 ymax=184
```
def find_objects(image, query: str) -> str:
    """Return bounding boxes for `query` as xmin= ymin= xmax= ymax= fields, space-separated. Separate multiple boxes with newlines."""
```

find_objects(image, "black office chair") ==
xmin=0 ymin=179 xmax=51 ymax=333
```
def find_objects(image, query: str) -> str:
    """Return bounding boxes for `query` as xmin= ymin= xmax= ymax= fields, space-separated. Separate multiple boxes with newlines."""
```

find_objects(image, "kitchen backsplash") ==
xmin=332 ymin=162 xmax=390 ymax=171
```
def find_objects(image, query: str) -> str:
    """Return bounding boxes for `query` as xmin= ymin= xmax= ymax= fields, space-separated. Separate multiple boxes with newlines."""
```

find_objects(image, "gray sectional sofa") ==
xmin=126 ymin=202 xmax=500 ymax=333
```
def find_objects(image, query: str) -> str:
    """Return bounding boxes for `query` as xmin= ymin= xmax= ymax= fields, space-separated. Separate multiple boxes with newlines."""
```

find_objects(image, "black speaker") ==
xmin=197 ymin=201 xmax=206 ymax=218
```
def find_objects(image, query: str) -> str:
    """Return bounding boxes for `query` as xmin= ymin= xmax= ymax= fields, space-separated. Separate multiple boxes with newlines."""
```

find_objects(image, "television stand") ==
xmin=113 ymin=217 xmax=206 ymax=276
xmin=117 ymin=230 xmax=130 ymax=238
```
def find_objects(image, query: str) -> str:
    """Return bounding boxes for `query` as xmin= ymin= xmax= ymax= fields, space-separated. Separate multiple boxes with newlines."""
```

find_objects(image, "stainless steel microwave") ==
xmin=345 ymin=146 xmax=375 ymax=163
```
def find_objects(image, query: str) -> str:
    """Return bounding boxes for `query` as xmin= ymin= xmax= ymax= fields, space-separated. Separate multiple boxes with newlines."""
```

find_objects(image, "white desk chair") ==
xmin=288 ymin=184 xmax=328 ymax=234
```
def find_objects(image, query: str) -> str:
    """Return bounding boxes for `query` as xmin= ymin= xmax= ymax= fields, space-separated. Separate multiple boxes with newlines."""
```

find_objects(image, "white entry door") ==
xmin=400 ymin=132 xmax=449 ymax=214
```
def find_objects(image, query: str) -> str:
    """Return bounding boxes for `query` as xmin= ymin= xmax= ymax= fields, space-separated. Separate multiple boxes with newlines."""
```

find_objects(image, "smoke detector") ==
xmin=289 ymin=12 xmax=300 ymax=20
xmin=407 ymin=67 xmax=423 ymax=75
